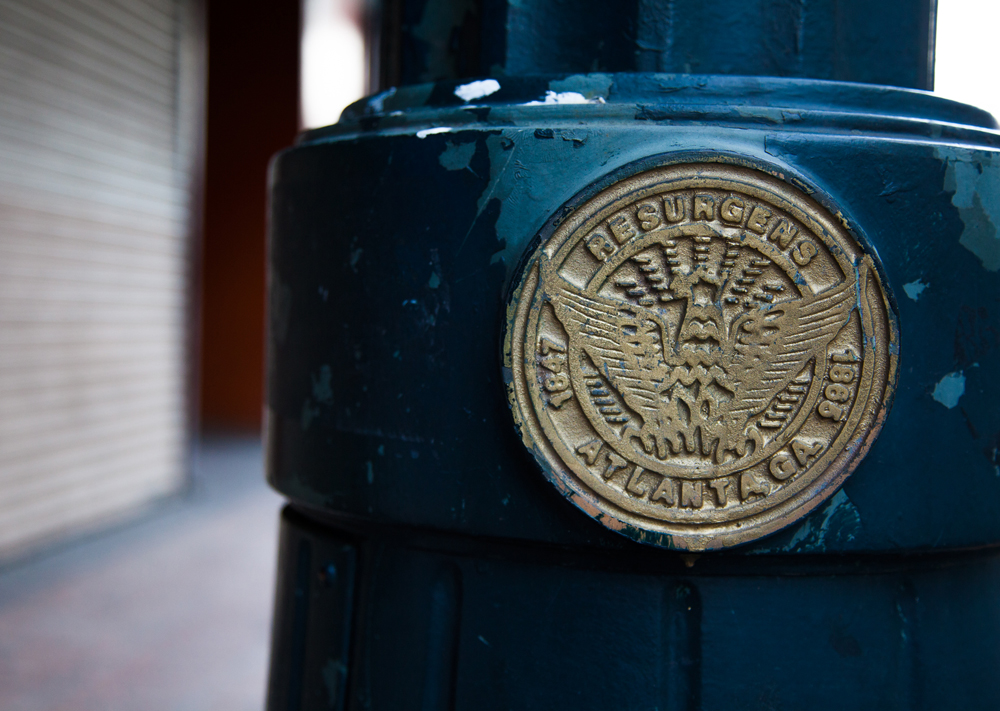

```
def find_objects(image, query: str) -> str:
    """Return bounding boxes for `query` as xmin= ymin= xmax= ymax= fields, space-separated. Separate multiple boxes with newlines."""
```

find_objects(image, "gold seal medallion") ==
xmin=504 ymin=163 xmax=897 ymax=550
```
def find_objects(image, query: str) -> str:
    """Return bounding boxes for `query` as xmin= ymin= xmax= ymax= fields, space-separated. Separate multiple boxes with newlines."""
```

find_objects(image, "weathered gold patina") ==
xmin=505 ymin=163 xmax=896 ymax=550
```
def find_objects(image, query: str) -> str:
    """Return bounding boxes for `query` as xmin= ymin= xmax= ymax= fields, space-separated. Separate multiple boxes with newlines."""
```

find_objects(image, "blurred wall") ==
xmin=0 ymin=0 xmax=205 ymax=559
xmin=199 ymin=0 xmax=301 ymax=431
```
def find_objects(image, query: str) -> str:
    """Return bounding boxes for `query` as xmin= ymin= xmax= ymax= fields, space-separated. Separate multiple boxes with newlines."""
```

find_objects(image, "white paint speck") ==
xmin=416 ymin=127 xmax=452 ymax=138
xmin=932 ymin=371 xmax=966 ymax=409
xmin=454 ymin=79 xmax=500 ymax=102
xmin=522 ymin=90 xmax=604 ymax=106
xmin=903 ymin=279 xmax=928 ymax=301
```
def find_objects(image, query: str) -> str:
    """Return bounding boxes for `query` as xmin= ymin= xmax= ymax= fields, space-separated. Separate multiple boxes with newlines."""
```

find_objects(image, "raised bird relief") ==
xmin=505 ymin=164 xmax=896 ymax=550
xmin=548 ymin=229 xmax=858 ymax=473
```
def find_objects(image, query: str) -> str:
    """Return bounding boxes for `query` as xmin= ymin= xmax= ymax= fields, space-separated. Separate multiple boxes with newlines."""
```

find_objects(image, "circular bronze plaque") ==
xmin=504 ymin=163 xmax=897 ymax=550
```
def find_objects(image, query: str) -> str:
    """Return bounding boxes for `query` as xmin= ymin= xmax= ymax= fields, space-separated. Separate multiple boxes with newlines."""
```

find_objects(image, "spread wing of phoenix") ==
xmin=547 ymin=252 xmax=859 ymax=466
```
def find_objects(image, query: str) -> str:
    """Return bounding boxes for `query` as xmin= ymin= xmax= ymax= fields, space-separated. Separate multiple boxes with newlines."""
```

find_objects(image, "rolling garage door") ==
xmin=0 ymin=0 xmax=203 ymax=559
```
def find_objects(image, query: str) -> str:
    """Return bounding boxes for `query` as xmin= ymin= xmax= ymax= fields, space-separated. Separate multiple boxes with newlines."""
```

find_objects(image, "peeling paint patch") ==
xmin=786 ymin=490 xmax=861 ymax=552
xmin=932 ymin=371 xmax=966 ymax=408
xmin=522 ymin=90 xmax=603 ymax=106
xmin=438 ymin=140 xmax=476 ymax=171
xmin=959 ymin=192 xmax=1000 ymax=271
xmin=938 ymin=149 xmax=1000 ymax=271
xmin=454 ymin=78 xmax=500 ymax=102
xmin=475 ymin=129 xmax=616 ymax=277
xmin=417 ymin=127 xmax=452 ymax=138
xmin=548 ymin=73 xmax=613 ymax=101
xmin=902 ymin=279 xmax=927 ymax=301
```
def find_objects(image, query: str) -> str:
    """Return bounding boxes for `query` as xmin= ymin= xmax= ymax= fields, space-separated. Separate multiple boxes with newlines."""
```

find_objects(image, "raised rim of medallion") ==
xmin=503 ymin=158 xmax=899 ymax=551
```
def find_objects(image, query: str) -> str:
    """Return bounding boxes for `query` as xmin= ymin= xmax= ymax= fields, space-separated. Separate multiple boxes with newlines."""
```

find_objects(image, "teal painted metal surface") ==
xmin=268 ymin=76 xmax=999 ymax=554
xmin=374 ymin=0 xmax=937 ymax=90
xmin=266 ymin=2 xmax=1000 ymax=708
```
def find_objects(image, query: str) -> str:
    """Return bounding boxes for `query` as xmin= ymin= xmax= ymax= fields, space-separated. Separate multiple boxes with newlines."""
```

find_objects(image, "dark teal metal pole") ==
xmin=373 ymin=0 xmax=936 ymax=91
xmin=266 ymin=1 xmax=1000 ymax=708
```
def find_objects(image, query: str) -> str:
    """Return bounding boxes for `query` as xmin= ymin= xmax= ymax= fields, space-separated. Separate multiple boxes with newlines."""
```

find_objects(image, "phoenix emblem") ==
xmin=505 ymin=163 xmax=895 ymax=550
xmin=544 ymin=236 xmax=859 ymax=471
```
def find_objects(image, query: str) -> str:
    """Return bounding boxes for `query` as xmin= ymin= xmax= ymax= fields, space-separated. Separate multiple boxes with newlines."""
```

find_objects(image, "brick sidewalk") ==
xmin=0 ymin=436 xmax=281 ymax=711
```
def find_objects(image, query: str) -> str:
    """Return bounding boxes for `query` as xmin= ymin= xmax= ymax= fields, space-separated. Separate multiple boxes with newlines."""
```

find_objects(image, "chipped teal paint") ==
xmin=938 ymin=148 xmax=1000 ymax=271
xmin=903 ymin=278 xmax=927 ymax=300
xmin=783 ymin=490 xmax=863 ymax=553
xmin=548 ymin=73 xmax=613 ymax=101
xmin=932 ymin=371 xmax=966 ymax=409
xmin=301 ymin=365 xmax=333 ymax=430
xmin=437 ymin=140 xmax=476 ymax=171
xmin=472 ymin=124 xmax=781 ymax=281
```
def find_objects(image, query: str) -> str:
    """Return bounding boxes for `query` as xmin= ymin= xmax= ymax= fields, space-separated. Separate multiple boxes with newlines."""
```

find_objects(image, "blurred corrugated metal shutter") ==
xmin=0 ymin=0 xmax=203 ymax=559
